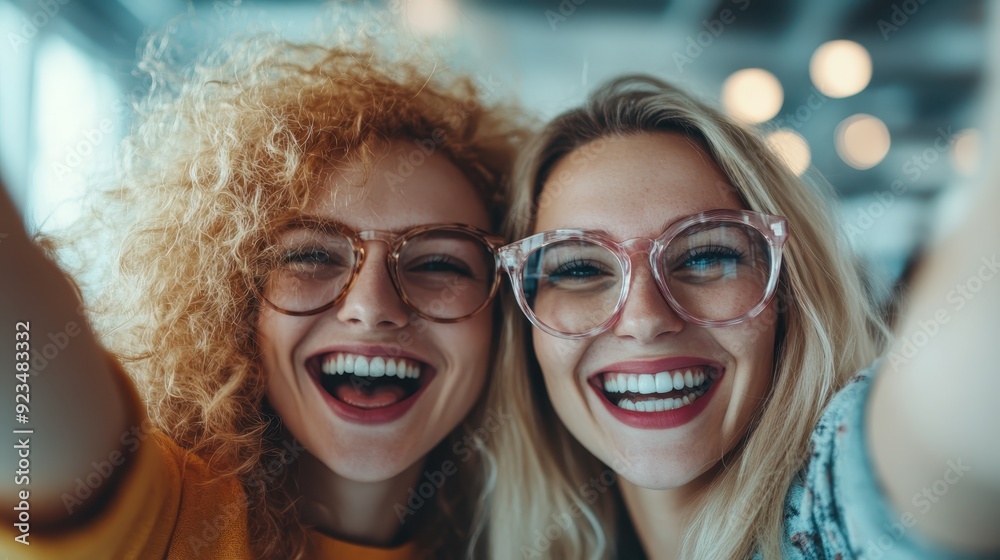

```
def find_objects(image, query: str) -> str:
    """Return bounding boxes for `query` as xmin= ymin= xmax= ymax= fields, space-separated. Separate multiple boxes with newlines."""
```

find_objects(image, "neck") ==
xmin=618 ymin=465 xmax=719 ymax=560
xmin=292 ymin=447 xmax=426 ymax=547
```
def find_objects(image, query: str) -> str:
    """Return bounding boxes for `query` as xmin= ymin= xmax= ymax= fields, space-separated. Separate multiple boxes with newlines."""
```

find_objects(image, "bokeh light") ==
xmin=810 ymin=40 xmax=872 ymax=99
xmin=836 ymin=114 xmax=891 ymax=170
xmin=950 ymin=128 xmax=981 ymax=178
xmin=766 ymin=129 xmax=811 ymax=176
xmin=722 ymin=68 xmax=784 ymax=124
xmin=404 ymin=0 xmax=459 ymax=35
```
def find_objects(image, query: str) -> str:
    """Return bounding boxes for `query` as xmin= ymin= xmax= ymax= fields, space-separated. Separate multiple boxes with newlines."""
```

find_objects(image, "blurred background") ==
xmin=0 ymin=0 xmax=989 ymax=303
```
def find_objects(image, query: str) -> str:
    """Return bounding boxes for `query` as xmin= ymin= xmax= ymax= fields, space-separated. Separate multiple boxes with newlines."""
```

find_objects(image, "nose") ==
xmin=611 ymin=257 xmax=685 ymax=342
xmin=335 ymin=243 xmax=410 ymax=330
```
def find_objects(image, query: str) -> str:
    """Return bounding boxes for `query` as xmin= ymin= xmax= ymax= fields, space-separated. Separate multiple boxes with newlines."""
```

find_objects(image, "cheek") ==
xmin=440 ymin=313 xmax=494 ymax=389
xmin=741 ymin=305 xmax=779 ymax=361
xmin=718 ymin=305 xmax=779 ymax=393
xmin=256 ymin=311 xmax=307 ymax=389
xmin=531 ymin=329 xmax=584 ymax=391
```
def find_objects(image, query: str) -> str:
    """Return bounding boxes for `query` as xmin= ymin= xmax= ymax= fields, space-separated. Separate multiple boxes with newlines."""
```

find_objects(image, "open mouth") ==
xmin=309 ymin=352 xmax=434 ymax=411
xmin=590 ymin=365 xmax=722 ymax=412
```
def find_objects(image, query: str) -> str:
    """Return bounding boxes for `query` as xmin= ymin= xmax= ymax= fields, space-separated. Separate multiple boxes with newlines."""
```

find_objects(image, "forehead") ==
xmin=302 ymin=140 xmax=491 ymax=231
xmin=534 ymin=132 xmax=745 ymax=238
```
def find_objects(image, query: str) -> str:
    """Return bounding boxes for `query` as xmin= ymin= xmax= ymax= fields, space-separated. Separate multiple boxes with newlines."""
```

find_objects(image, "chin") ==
xmin=603 ymin=445 xmax=721 ymax=490
xmin=320 ymin=440 xmax=424 ymax=483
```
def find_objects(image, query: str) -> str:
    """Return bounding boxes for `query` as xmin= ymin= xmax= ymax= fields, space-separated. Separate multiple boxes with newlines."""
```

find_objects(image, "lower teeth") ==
xmin=614 ymin=381 xmax=711 ymax=412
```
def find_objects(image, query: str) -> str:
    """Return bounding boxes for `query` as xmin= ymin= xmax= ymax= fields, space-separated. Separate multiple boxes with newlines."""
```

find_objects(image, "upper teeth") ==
xmin=602 ymin=369 xmax=710 ymax=394
xmin=321 ymin=353 xmax=421 ymax=379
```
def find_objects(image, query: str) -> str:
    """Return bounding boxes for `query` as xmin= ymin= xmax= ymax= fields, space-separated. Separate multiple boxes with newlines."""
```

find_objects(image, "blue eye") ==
xmin=548 ymin=259 xmax=609 ymax=281
xmin=674 ymin=244 xmax=744 ymax=275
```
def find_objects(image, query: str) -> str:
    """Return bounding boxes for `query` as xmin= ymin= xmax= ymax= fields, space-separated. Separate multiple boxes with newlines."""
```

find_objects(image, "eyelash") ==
xmin=411 ymin=255 xmax=473 ymax=276
xmin=549 ymin=258 xmax=610 ymax=277
xmin=678 ymin=244 xmax=744 ymax=266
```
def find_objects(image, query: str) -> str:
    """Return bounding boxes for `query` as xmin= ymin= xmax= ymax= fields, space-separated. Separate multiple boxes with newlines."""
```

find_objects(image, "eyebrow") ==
xmin=277 ymin=215 xmax=418 ymax=235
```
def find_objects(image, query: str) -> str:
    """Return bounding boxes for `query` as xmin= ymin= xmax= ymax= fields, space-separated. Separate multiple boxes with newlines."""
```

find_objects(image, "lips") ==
xmin=587 ymin=357 xmax=725 ymax=430
xmin=306 ymin=348 xmax=436 ymax=424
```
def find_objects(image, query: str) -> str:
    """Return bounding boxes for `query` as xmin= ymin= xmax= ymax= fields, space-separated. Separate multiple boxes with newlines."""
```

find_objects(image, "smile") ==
xmin=599 ymin=367 xmax=720 ymax=412
xmin=588 ymin=359 xmax=725 ymax=430
xmin=308 ymin=351 xmax=436 ymax=424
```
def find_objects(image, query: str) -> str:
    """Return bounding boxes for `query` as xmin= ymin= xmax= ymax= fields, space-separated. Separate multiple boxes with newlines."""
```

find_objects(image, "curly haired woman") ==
xmin=0 ymin=31 xmax=527 ymax=560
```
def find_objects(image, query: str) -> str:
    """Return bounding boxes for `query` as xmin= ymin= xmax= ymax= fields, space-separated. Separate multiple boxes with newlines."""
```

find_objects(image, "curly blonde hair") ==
xmin=68 ymin=30 xmax=527 ymax=559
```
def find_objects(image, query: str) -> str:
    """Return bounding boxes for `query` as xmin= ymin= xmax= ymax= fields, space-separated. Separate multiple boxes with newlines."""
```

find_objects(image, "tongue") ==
xmin=335 ymin=383 xmax=409 ymax=409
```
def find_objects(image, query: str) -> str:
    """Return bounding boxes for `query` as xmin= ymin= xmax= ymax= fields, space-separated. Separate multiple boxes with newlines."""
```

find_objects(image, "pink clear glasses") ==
xmin=499 ymin=209 xmax=789 ymax=339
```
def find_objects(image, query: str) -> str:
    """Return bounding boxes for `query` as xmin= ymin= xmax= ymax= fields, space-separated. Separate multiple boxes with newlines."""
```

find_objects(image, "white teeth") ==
xmin=601 ymin=367 xmax=716 ymax=394
xmin=354 ymin=357 xmax=370 ymax=376
xmin=369 ymin=356 xmax=385 ymax=377
xmin=616 ymin=394 xmax=704 ymax=412
xmin=320 ymin=353 xmax=422 ymax=379
xmin=637 ymin=374 xmax=656 ymax=394
xmin=655 ymin=371 xmax=672 ymax=392
xmin=626 ymin=376 xmax=639 ymax=393
xmin=607 ymin=366 xmax=721 ymax=413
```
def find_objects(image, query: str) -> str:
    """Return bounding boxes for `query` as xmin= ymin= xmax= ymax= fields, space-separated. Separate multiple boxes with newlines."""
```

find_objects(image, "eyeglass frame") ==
xmin=498 ymin=209 xmax=790 ymax=339
xmin=255 ymin=218 xmax=507 ymax=322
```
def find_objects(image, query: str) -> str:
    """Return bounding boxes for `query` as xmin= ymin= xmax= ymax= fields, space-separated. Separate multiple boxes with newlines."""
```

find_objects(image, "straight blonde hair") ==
xmin=474 ymin=75 xmax=889 ymax=559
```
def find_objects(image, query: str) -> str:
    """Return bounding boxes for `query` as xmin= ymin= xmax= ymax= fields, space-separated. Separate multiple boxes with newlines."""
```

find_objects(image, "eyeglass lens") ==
xmin=520 ymin=222 xmax=773 ymax=334
xmin=262 ymin=227 xmax=497 ymax=319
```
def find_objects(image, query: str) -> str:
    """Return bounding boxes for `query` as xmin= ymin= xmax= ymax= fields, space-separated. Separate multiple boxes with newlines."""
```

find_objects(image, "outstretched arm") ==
xmin=1 ymin=179 xmax=130 ymax=524
xmin=868 ymin=29 xmax=1000 ymax=554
